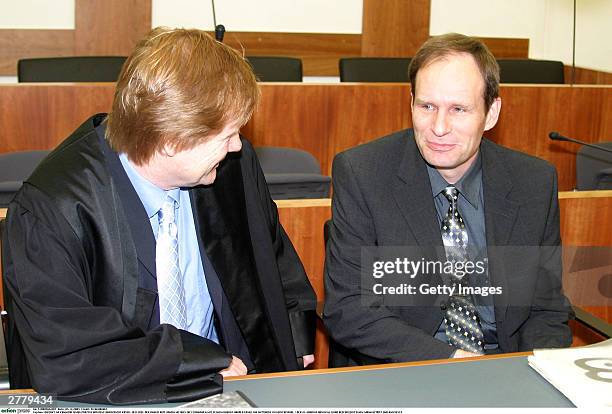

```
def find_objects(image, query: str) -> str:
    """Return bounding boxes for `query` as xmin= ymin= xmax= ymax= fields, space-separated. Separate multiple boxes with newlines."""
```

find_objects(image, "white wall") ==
xmin=430 ymin=0 xmax=611 ymax=72
xmin=575 ymin=0 xmax=612 ymax=73
xmin=0 ymin=0 xmax=609 ymax=72
xmin=152 ymin=0 xmax=363 ymax=33
xmin=0 ymin=0 xmax=74 ymax=29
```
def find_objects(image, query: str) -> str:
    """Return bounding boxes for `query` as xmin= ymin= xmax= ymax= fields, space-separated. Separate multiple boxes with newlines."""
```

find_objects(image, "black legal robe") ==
xmin=2 ymin=114 xmax=316 ymax=404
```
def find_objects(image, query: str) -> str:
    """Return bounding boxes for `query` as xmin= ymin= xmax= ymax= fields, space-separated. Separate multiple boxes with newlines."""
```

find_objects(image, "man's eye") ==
xmin=453 ymin=106 xmax=466 ymax=113
xmin=420 ymin=104 xmax=434 ymax=111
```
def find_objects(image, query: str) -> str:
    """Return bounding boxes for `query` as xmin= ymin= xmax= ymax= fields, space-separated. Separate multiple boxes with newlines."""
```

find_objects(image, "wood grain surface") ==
xmin=565 ymin=65 xmax=612 ymax=85
xmin=74 ymin=0 xmax=151 ymax=56
xmin=222 ymin=32 xmax=361 ymax=77
xmin=0 ymin=83 xmax=115 ymax=152
xmin=0 ymin=29 xmax=75 ymax=75
xmin=1 ymin=83 xmax=610 ymax=191
xmin=361 ymin=0 xmax=430 ymax=57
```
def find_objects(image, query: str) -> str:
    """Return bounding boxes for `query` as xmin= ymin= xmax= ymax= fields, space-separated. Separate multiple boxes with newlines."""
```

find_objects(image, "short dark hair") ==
xmin=409 ymin=33 xmax=500 ymax=110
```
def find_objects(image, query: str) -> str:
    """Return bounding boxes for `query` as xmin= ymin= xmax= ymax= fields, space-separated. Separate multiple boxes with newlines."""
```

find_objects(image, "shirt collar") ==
xmin=118 ymin=153 xmax=180 ymax=218
xmin=426 ymin=151 xmax=482 ymax=209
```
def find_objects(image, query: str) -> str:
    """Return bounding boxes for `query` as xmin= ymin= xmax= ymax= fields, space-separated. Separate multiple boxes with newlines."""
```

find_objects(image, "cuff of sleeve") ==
xmin=165 ymin=330 xmax=232 ymax=402
xmin=289 ymin=310 xmax=316 ymax=357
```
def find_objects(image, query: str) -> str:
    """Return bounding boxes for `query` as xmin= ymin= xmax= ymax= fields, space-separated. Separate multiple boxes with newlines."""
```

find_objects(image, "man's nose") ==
xmin=432 ymin=111 xmax=451 ymax=136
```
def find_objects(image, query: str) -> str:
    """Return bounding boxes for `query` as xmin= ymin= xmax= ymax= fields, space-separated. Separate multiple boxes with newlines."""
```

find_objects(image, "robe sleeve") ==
xmin=3 ymin=186 xmax=232 ymax=404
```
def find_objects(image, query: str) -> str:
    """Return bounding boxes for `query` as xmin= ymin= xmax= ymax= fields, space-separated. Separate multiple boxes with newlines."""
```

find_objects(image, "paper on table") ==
xmin=528 ymin=338 xmax=612 ymax=407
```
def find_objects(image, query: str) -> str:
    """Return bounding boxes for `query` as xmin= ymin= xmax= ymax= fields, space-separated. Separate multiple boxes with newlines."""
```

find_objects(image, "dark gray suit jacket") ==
xmin=323 ymin=129 xmax=573 ymax=363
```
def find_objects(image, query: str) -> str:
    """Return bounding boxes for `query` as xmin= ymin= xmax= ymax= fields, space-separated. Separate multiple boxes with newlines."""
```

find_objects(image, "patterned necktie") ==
xmin=441 ymin=185 xmax=484 ymax=354
xmin=156 ymin=195 xmax=188 ymax=329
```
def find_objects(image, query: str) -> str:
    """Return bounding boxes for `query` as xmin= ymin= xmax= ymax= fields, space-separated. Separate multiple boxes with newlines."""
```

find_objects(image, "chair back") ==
xmin=576 ymin=142 xmax=612 ymax=190
xmin=497 ymin=59 xmax=565 ymax=84
xmin=339 ymin=57 xmax=412 ymax=82
xmin=0 ymin=151 xmax=50 ymax=208
xmin=18 ymin=56 xmax=127 ymax=82
xmin=254 ymin=146 xmax=330 ymax=199
xmin=246 ymin=56 xmax=303 ymax=82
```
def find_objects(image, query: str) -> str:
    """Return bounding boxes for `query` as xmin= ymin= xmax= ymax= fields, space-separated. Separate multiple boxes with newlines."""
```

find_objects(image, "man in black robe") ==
xmin=1 ymin=27 xmax=316 ymax=404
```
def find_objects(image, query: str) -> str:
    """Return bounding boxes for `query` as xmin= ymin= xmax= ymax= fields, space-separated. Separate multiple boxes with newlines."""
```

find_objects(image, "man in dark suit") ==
xmin=2 ymin=27 xmax=316 ymax=404
xmin=324 ymin=33 xmax=572 ymax=364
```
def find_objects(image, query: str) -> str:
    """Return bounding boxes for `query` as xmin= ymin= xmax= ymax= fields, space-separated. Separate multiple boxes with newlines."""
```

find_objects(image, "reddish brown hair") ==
xmin=106 ymin=27 xmax=259 ymax=164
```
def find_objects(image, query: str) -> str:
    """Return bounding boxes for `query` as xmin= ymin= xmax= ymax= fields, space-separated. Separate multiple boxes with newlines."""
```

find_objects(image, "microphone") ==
xmin=215 ymin=24 xmax=225 ymax=42
xmin=548 ymin=131 xmax=612 ymax=154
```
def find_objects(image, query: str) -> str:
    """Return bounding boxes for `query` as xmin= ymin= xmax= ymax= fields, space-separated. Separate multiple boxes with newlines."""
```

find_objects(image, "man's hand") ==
xmin=219 ymin=356 xmax=247 ymax=377
xmin=452 ymin=349 xmax=483 ymax=359
xmin=302 ymin=354 xmax=315 ymax=368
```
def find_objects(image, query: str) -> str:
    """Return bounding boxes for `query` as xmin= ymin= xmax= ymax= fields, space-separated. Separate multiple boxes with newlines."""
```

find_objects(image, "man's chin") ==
xmin=199 ymin=171 xmax=216 ymax=186
xmin=421 ymin=153 xmax=462 ymax=170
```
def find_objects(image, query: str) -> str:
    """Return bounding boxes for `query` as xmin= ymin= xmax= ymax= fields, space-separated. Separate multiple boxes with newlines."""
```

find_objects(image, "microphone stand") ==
xmin=548 ymin=132 xmax=612 ymax=154
xmin=211 ymin=0 xmax=225 ymax=42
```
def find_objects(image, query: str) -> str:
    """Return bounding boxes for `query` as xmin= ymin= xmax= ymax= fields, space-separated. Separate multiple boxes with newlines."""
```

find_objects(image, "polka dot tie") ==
xmin=441 ymin=185 xmax=484 ymax=354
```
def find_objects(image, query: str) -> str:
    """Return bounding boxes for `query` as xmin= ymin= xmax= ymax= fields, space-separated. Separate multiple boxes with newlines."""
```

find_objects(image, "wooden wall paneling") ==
xmin=325 ymin=83 xmax=411 ymax=162
xmin=243 ymin=84 xmax=333 ymax=174
xmin=560 ymin=192 xmax=612 ymax=247
xmin=569 ymin=320 xmax=606 ymax=346
xmin=276 ymin=200 xmax=331 ymax=300
xmin=361 ymin=0 xmax=430 ymax=57
xmin=74 ymin=0 xmax=152 ymax=56
xmin=223 ymin=32 xmax=361 ymax=77
xmin=479 ymin=38 xmax=529 ymax=59
xmin=0 ymin=84 xmax=115 ymax=153
xmin=490 ymin=85 xmax=612 ymax=190
xmin=559 ymin=192 xmax=612 ymax=324
xmin=565 ymin=65 xmax=612 ymax=85
xmin=2 ymin=83 xmax=611 ymax=191
xmin=244 ymin=83 xmax=411 ymax=176
xmin=0 ymin=29 xmax=75 ymax=75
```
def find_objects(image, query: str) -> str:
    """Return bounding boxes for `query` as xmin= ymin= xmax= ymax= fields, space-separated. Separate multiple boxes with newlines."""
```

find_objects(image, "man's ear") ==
xmin=484 ymin=97 xmax=502 ymax=131
xmin=161 ymin=143 xmax=176 ymax=157
xmin=410 ymin=91 xmax=414 ymax=112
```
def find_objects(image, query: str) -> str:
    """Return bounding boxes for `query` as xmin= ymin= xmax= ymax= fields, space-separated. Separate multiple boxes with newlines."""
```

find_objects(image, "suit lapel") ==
xmin=392 ymin=133 xmax=446 ymax=302
xmin=392 ymin=133 xmax=444 ymax=249
xmin=481 ymin=139 xmax=520 ymax=322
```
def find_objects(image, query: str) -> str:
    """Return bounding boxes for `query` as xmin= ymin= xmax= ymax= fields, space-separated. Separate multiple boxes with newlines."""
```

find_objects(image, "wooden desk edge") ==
xmin=274 ymin=198 xmax=331 ymax=208
xmin=0 ymin=352 xmax=533 ymax=395
xmin=3 ymin=191 xmax=612 ymax=218
xmin=225 ymin=351 xmax=533 ymax=382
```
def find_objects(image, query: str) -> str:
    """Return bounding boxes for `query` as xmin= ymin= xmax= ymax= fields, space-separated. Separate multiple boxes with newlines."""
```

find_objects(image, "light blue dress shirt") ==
xmin=119 ymin=153 xmax=218 ymax=342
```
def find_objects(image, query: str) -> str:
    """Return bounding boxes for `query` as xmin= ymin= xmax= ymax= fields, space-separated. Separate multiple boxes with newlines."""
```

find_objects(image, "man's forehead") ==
xmin=414 ymin=53 xmax=485 ymax=103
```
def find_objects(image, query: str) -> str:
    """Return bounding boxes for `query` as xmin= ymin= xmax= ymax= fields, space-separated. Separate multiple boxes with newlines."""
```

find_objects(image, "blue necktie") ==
xmin=156 ymin=195 xmax=188 ymax=329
